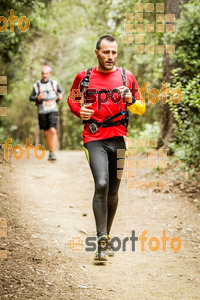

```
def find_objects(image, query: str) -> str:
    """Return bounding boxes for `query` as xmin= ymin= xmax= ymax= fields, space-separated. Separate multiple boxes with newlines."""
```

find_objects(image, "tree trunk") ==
xmin=157 ymin=0 xmax=189 ymax=148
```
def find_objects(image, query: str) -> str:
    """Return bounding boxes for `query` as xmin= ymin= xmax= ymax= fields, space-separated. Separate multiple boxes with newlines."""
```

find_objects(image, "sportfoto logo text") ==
xmin=70 ymin=81 xmax=181 ymax=109
xmin=1 ymin=138 xmax=46 ymax=161
xmin=0 ymin=10 xmax=30 ymax=32
xmin=69 ymin=230 xmax=182 ymax=253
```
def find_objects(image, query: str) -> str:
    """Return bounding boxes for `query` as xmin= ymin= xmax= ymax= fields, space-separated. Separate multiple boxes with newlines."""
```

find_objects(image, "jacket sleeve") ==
xmin=127 ymin=72 xmax=146 ymax=116
xmin=29 ymin=87 xmax=38 ymax=102
xmin=57 ymin=83 xmax=64 ymax=96
xmin=67 ymin=71 xmax=85 ymax=118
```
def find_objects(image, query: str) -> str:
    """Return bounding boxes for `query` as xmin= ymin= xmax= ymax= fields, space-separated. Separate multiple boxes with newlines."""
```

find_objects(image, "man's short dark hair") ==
xmin=96 ymin=35 xmax=117 ymax=50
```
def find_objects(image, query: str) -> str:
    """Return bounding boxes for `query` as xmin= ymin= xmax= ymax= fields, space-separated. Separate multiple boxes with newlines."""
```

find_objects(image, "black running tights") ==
xmin=84 ymin=137 xmax=126 ymax=237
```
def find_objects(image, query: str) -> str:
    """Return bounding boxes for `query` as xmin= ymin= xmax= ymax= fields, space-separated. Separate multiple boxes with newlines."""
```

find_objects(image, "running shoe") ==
xmin=50 ymin=153 xmax=57 ymax=160
xmin=48 ymin=152 xmax=57 ymax=161
xmin=94 ymin=235 xmax=108 ymax=261
xmin=48 ymin=152 xmax=52 ymax=160
xmin=107 ymin=235 xmax=115 ymax=257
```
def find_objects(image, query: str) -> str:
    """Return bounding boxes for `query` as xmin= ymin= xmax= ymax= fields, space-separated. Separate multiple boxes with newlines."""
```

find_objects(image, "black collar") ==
xmin=41 ymin=79 xmax=50 ymax=84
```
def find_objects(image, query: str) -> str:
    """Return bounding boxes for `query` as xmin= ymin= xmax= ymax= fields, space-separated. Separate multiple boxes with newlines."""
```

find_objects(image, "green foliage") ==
xmin=0 ymin=0 xmax=48 ymax=73
xmin=169 ymin=0 xmax=200 ymax=82
xmin=128 ymin=121 xmax=160 ymax=140
xmin=166 ymin=1 xmax=200 ymax=170
xmin=0 ymin=0 xmax=50 ymax=144
xmin=169 ymin=73 xmax=200 ymax=169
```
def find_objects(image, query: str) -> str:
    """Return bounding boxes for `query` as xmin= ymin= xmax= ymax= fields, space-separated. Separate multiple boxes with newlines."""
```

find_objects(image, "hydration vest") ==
xmin=35 ymin=80 xmax=58 ymax=114
xmin=80 ymin=67 xmax=135 ymax=133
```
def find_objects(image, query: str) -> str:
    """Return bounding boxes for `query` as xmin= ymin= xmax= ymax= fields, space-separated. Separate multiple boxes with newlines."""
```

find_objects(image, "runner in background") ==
xmin=30 ymin=65 xmax=63 ymax=161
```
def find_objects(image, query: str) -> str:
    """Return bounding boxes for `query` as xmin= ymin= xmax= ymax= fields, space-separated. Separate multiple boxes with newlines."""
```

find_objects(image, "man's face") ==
xmin=95 ymin=39 xmax=118 ymax=71
xmin=41 ymin=70 xmax=51 ymax=82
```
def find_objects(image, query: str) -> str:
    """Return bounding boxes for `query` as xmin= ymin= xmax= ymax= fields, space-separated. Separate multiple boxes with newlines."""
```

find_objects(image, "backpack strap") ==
xmin=50 ymin=80 xmax=57 ymax=92
xmin=120 ymin=67 xmax=129 ymax=130
xmin=36 ymin=82 xmax=40 ymax=94
xmin=36 ymin=82 xmax=41 ymax=106
xmin=120 ymin=67 xmax=126 ymax=86
xmin=86 ymin=67 xmax=93 ymax=77
xmin=50 ymin=80 xmax=60 ymax=105
xmin=79 ymin=67 xmax=93 ymax=92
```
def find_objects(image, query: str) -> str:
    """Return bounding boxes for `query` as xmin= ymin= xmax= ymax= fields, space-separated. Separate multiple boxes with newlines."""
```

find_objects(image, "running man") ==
xmin=30 ymin=65 xmax=63 ymax=161
xmin=68 ymin=36 xmax=145 ymax=261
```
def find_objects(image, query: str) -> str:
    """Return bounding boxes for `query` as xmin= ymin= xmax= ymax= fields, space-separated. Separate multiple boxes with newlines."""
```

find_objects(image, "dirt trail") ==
xmin=0 ymin=150 xmax=200 ymax=299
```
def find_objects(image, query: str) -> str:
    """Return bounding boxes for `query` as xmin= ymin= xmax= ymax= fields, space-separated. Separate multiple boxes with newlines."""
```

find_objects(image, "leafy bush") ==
xmin=169 ymin=73 xmax=200 ymax=169
xmin=128 ymin=121 xmax=160 ymax=140
xmin=167 ymin=1 xmax=200 ymax=171
xmin=169 ymin=0 xmax=200 ymax=82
